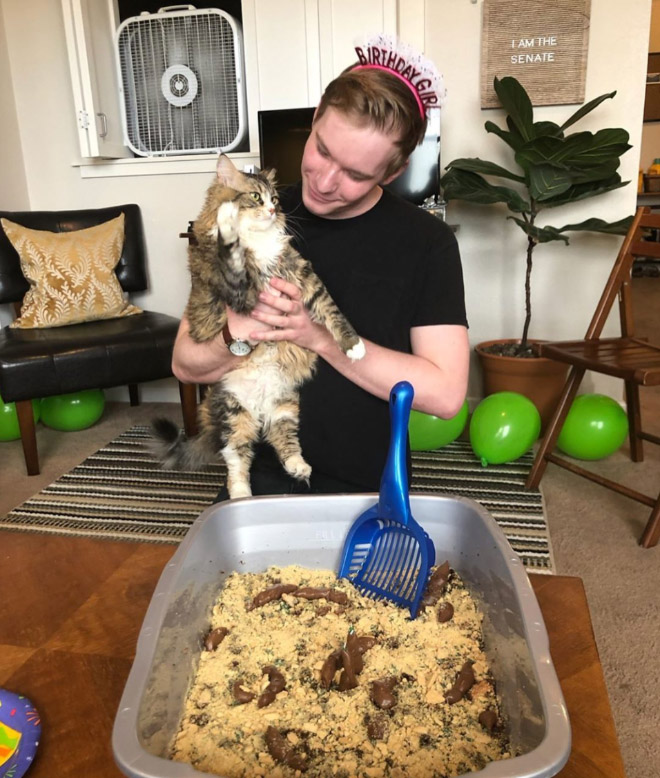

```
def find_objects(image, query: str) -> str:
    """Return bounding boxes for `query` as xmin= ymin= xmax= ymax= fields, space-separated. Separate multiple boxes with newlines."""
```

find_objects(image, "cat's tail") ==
xmin=149 ymin=417 xmax=216 ymax=470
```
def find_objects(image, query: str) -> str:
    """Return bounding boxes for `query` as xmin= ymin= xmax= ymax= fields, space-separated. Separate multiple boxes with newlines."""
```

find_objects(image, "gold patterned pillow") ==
xmin=2 ymin=214 xmax=142 ymax=329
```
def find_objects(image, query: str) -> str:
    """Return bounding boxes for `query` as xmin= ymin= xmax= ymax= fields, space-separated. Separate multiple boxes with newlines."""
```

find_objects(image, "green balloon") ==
xmin=0 ymin=395 xmax=41 ymax=442
xmin=470 ymin=391 xmax=541 ymax=466
xmin=41 ymin=389 xmax=105 ymax=432
xmin=409 ymin=401 xmax=469 ymax=451
xmin=557 ymin=394 xmax=628 ymax=460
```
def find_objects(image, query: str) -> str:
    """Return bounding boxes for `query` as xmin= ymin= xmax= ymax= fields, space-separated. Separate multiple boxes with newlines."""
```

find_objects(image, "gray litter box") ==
xmin=113 ymin=493 xmax=571 ymax=777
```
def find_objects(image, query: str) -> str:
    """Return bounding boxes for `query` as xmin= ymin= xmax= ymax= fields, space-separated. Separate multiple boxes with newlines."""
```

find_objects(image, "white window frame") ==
xmin=62 ymin=0 xmax=264 ymax=178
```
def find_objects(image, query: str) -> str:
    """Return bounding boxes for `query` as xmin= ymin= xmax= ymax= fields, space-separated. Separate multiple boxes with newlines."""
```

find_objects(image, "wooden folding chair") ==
xmin=525 ymin=206 xmax=660 ymax=547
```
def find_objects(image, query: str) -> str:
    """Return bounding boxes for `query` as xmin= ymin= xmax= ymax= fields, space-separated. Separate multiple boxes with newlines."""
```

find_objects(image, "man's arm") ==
xmin=316 ymin=324 xmax=469 ymax=418
xmin=171 ymin=315 xmax=237 ymax=384
xmin=249 ymin=278 xmax=469 ymax=418
xmin=172 ymin=293 xmax=284 ymax=385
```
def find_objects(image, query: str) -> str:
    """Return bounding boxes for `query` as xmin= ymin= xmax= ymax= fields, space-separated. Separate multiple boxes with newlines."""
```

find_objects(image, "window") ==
xmin=62 ymin=0 xmax=249 ymax=164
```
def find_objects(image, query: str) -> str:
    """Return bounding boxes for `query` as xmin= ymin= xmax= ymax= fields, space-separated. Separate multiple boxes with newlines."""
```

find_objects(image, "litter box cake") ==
xmin=171 ymin=563 xmax=513 ymax=777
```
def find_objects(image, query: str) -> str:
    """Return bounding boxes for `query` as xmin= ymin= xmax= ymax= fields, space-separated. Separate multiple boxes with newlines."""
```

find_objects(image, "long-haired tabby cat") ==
xmin=151 ymin=155 xmax=365 ymax=499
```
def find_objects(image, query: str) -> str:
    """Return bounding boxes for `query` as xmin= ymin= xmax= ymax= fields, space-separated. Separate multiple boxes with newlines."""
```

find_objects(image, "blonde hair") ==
xmin=315 ymin=67 xmax=428 ymax=177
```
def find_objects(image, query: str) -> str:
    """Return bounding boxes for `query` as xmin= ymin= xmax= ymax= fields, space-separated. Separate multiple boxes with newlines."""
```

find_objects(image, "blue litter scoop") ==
xmin=338 ymin=380 xmax=435 ymax=618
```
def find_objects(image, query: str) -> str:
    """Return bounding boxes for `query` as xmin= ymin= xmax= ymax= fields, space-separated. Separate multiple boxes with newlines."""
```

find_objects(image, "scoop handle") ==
xmin=378 ymin=381 xmax=414 ymax=525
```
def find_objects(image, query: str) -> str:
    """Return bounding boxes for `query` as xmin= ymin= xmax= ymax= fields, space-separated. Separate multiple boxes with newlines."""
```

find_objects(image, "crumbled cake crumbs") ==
xmin=171 ymin=565 xmax=512 ymax=777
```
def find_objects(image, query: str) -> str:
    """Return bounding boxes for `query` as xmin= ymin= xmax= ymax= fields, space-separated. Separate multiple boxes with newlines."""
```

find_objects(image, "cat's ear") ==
xmin=264 ymin=167 xmax=278 ymax=187
xmin=216 ymin=154 xmax=241 ymax=188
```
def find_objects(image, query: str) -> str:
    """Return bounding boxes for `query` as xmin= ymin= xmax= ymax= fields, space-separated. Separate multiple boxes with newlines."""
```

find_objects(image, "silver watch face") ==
xmin=228 ymin=338 xmax=252 ymax=356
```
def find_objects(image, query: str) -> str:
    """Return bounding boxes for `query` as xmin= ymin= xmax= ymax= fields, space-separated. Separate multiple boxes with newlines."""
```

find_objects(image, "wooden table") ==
xmin=1 ymin=533 xmax=627 ymax=777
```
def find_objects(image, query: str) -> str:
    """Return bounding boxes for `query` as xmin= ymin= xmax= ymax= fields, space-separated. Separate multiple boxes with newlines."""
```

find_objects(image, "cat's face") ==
xmin=232 ymin=178 xmax=281 ymax=233
xmin=215 ymin=155 xmax=283 ymax=234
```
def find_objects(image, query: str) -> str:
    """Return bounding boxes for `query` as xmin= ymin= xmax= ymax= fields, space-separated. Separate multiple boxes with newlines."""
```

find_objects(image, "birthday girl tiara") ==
xmin=353 ymin=33 xmax=446 ymax=118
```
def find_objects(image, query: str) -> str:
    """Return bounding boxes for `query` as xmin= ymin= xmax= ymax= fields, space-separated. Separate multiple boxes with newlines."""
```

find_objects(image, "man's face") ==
xmin=300 ymin=107 xmax=404 ymax=219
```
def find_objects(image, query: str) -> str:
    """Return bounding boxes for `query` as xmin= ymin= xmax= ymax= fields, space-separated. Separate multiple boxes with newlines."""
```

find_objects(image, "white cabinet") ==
xmin=247 ymin=0 xmax=398 ymax=110
xmin=61 ymin=0 xmax=130 ymax=159
xmin=317 ymin=0 xmax=397 ymax=87
xmin=248 ymin=0 xmax=321 ymax=110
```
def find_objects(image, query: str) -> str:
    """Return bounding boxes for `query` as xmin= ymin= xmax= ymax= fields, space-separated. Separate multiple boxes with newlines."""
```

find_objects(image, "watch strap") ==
xmin=222 ymin=323 xmax=252 ymax=355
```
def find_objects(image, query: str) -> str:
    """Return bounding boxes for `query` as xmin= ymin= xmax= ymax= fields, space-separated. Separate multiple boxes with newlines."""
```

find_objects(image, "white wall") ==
xmin=0 ymin=2 xmax=29 ymax=210
xmin=0 ymin=0 xmax=652 ymax=404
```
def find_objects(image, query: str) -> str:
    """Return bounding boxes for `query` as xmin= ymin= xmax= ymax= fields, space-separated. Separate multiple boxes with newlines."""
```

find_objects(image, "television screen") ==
xmin=257 ymin=106 xmax=441 ymax=204
xmin=258 ymin=107 xmax=315 ymax=187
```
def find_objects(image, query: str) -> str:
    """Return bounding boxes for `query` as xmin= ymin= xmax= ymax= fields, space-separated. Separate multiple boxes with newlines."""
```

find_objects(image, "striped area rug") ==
xmin=0 ymin=426 xmax=553 ymax=572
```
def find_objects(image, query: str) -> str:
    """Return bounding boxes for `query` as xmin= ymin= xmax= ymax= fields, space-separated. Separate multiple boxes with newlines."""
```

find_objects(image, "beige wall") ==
xmin=0 ymin=0 xmax=653 ymax=403
xmin=0 ymin=2 xmax=29 ymax=210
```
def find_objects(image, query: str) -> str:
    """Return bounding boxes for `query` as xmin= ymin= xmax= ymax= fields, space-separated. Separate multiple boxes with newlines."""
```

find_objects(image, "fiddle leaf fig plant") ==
xmin=440 ymin=76 xmax=633 ymax=357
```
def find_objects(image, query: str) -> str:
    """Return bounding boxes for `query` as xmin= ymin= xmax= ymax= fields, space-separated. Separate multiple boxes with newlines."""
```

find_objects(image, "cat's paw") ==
xmin=346 ymin=338 xmax=366 ymax=361
xmin=217 ymin=201 xmax=240 ymax=244
xmin=228 ymin=482 xmax=252 ymax=500
xmin=284 ymin=455 xmax=312 ymax=484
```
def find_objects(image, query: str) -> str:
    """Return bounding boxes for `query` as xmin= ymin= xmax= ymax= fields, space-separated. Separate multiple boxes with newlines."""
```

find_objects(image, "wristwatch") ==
xmin=222 ymin=324 xmax=253 ymax=356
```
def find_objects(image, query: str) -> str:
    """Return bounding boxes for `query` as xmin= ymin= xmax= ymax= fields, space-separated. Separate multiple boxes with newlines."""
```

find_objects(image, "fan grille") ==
xmin=117 ymin=10 xmax=245 ymax=155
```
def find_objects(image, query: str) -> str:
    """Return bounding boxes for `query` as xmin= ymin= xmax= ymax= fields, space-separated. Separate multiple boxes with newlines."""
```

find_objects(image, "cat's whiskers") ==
xmin=283 ymin=212 xmax=304 ymax=245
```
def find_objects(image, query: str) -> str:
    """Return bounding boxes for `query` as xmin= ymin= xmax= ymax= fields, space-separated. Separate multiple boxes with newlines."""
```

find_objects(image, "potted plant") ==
xmin=440 ymin=76 xmax=633 ymax=427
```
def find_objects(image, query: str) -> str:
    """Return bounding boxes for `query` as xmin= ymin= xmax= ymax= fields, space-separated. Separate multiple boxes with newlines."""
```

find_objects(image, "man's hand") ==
xmin=248 ymin=277 xmax=333 ymax=354
xmin=226 ymin=284 xmax=283 ymax=341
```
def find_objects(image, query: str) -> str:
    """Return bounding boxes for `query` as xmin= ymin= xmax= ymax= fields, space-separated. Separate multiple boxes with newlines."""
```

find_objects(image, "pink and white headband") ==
xmin=353 ymin=34 xmax=446 ymax=118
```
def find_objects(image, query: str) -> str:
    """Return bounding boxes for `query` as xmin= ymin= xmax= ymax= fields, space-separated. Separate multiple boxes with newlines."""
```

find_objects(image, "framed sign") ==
xmin=481 ymin=0 xmax=591 ymax=108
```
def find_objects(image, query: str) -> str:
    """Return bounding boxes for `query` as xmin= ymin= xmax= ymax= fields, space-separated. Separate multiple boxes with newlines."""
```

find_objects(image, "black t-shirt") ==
xmin=256 ymin=182 xmax=467 ymax=491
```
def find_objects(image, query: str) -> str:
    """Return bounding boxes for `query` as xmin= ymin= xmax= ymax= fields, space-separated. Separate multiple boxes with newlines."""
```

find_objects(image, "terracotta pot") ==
xmin=475 ymin=339 xmax=570 ymax=433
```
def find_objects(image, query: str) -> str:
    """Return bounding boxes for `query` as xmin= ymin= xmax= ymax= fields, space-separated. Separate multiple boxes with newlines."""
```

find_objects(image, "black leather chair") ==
xmin=0 ymin=204 xmax=197 ymax=475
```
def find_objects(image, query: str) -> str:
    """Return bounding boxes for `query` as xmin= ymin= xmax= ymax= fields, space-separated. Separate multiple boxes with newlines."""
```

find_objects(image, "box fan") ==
xmin=115 ymin=5 xmax=247 ymax=156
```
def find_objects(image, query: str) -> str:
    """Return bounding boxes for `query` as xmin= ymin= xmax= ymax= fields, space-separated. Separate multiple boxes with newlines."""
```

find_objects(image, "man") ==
xmin=172 ymin=65 xmax=469 ymax=496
